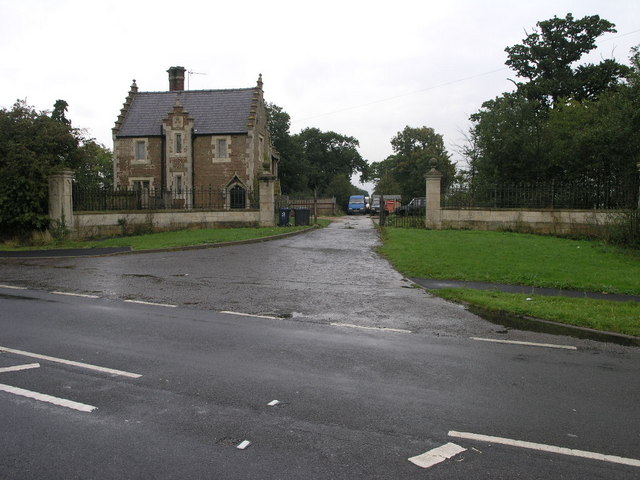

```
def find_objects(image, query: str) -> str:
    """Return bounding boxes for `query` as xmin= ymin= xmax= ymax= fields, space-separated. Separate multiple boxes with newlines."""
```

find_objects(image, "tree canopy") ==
xmin=266 ymin=102 xmax=368 ymax=208
xmin=505 ymin=13 xmax=630 ymax=106
xmin=462 ymin=13 xmax=639 ymax=205
xmin=366 ymin=126 xmax=455 ymax=199
xmin=0 ymin=100 xmax=112 ymax=237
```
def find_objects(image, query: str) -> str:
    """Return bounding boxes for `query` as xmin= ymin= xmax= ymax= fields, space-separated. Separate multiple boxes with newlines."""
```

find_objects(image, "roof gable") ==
xmin=117 ymin=88 xmax=256 ymax=137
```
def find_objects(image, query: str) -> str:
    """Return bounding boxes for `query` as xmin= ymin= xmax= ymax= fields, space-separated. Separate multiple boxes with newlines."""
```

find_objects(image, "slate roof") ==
xmin=117 ymin=88 xmax=256 ymax=137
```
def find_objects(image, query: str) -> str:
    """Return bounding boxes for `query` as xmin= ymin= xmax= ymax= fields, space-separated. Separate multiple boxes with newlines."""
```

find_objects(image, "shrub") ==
xmin=606 ymin=210 xmax=640 ymax=249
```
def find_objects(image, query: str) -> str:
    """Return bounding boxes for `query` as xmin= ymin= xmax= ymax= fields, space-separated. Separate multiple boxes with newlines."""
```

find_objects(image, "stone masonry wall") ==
xmin=114 ymin=137 xmax=163 ymax=188
xmin=440 ymin=208 xmax=618 ymax=236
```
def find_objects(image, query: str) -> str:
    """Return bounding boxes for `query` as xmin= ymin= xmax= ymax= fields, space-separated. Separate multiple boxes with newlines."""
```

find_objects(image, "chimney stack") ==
xmin=167 ymin=66 xmax=186 ymax=91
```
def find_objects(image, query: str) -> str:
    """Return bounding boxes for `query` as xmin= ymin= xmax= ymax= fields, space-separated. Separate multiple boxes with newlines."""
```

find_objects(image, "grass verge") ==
xmin=379 ymin=228 xmax=640 ymax=337
xmin=1 ymin=220 xmax=329 ymax=252
xmin=379 ymin=228 xmax=640 ymax=295
xmin=437 ymin=288 xmax=640 ymax=337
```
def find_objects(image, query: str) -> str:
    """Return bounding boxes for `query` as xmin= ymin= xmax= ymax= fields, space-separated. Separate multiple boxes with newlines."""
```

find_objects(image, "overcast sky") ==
xmin=1 ymin=0 xmax=639 ymax=193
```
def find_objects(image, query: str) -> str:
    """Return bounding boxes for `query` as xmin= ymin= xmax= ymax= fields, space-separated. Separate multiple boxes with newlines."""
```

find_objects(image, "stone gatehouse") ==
xmin=112 ymin=66 xmax=278 ymax=209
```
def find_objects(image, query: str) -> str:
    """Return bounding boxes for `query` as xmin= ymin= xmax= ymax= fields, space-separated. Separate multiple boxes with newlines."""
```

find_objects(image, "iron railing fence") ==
xmin=73 ymin=186 xmax=259 ymax=212
xmin=444 ymin=180 xmax=639 ymax=210
xmin=381 ymin=210 xmax=426 ymax=228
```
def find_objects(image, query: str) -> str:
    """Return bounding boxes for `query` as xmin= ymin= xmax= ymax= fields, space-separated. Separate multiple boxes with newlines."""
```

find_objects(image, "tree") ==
xmin=266 ymin=103 xmax=309 ymax=194
xmin=52 ymin=99 xmax=71 ymax=125
xmin=469 ymin=93 xmax=550 ymax=183
xmin=323 ymin=174 xmax=367 ymax=211
xmin=546 ymin=81 xmax=640 ymax=205
xmin=296 ymin=127 xmax=367 ymax=193
xmin=505 ymin=14 xmax=629 ymax=106
xmin=0 ymin=100 xmax=114 ymax=237
xmin=0 ymin=100 xmax=81 ymax=236
xmin=73 ymin=139 xmax=113 ymax=190
xmin=367 ymin=126 xmax=454 ymax=199
xmin=294 ymin=127 xmax=367 ymax=219
xmin=265 ymin=103 xmax=307 ymax=194
xmin=464 ymin=14 xmax=637 ymax=193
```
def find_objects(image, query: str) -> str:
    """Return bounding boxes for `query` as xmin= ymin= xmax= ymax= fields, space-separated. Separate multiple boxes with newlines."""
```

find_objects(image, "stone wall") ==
xmin=73 ymin=210 xmax=262 ymax=239
xmin=49 ymin=172 xmax=277 ymax=239
xmin=440 ymin=208 xmax=617 ymax=236
xmin=424 ymin=161 xmax=622 ymax=236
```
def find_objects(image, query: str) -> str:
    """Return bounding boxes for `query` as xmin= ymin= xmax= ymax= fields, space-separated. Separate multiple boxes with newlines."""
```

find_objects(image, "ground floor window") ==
xmin=132 ymin=180 xmax=150 ymax=191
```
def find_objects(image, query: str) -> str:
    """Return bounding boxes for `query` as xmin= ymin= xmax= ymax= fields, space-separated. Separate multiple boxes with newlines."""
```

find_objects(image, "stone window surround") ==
xmin=128 ymin=176 xmax=154 ymax=190
xmin=132 ymin=139 xmax=149 ymax=164
xmin=212 ymin=135 xmax=232 ymax=163
xmin=175 ymin=132 xmax=183 ymax=154
xmin=224 ymin=174 xmax=249 ymax=209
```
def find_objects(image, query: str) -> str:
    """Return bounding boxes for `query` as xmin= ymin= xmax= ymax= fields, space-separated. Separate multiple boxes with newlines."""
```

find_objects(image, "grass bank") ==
xmin=379 ymin=228 xmax=640 ymax=337
xmin=1 ymin=221 xmax=329 ymax=252
xmin=437 ymin=288 xmax=640 ymax=337
xmin=380 ymin=228 xmax=640 ymax=295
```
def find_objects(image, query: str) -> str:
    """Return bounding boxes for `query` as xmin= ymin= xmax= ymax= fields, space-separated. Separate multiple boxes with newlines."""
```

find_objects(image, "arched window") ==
xmin=229 ymin=185 xmax=246 ymax=209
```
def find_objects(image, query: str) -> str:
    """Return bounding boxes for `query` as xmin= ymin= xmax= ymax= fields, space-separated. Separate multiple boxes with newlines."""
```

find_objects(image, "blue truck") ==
xmin=347 ymin=195 xmax=367 ymax=215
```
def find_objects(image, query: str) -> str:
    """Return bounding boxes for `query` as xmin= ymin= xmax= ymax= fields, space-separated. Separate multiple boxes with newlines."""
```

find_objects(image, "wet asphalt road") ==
xmin=0 ymin=216 xmax=633 ymax=350
xmin=2 ymin=217 xmax=640 ymax=478
xmin=2 ymin=287 xmax=639 ymax=479
xmin=0 ymin=216 xmax=491 ymax=336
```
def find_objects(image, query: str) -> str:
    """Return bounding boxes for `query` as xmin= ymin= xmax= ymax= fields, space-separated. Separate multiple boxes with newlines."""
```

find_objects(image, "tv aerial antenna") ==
xmin=187 ymin=70 xmax=206 ymax=90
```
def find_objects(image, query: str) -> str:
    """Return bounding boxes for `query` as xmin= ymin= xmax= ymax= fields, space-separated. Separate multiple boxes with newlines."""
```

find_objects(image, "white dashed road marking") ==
xmin=0 ymin=346 xmax=142 ymax=378
xmin=330 ymin=323 xmax=411 ymax=334
xmin=237 ymin=440 xmax=251 ymax=450
xmin=0 ymin=284 xmax=27 ymax=290
xmin=409 ymin=442 xmax=467 ymax=468
xmin=51 ymin=291 xmax=100 ymax=299
xmin=448 ymin=431 xmax=640 ymax=468
xmin=0 ymin=363 xmax=40 ymax=374
xmin=471 ymin=337 xmax=577 ymax=350
xmin=124 ymin=299 xmax=177 ymax=308
xmin=0 ymin=383 xmax=96 ymax=412
xmin=220 ymin=311 xmax=282 ymax=320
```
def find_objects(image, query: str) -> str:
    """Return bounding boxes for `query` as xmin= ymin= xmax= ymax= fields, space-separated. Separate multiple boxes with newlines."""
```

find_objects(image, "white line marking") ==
xmin=124 ymin=299 xmax=177 ymax=308
xmin=237 ymin=440 xmax=251 ymax=450
xmin=51 ymin=291 xmax=100 ymax=299
xmin=0 ymin=363 xmax=40 ymax=373
xmin=448 ymin=431 xmax=640 ymax=468
xmin=330 ymin=323 xmax=411 ymax=334
xmin=0 ymin=346 xmax=142 ymax=378
xmin=0 ymin=284 xmax=27 ymax=290
xmin=267 ymin=400 xmax=280 ymax=407
xmin=0 ymin=383 xmax=96 ymax=412
xmin=409 ymin=442 xmax=466 ymax=468
xmin=471 ymin=337 xmax=577 ymax=350
xmin=220 ymin=311 xmax=281 ymax=320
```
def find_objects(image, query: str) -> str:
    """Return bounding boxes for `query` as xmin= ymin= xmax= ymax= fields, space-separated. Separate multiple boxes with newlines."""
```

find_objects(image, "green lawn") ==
xmin=379 ymin=228 xmax=640 ymax=295
xmin=379 ymin=228 xmax=640 ymax=337
xmin=437 ymin=288 xmax=640 ymax=337
xmin=1 ymin=222 xmax=327 ymax=252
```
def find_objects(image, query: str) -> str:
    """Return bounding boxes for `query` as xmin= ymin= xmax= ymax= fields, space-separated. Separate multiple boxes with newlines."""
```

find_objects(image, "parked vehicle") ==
xmin=397 ymin=197 xmax=426 ymax=216
xmin=370 ymin=195 xmax=381 ymax=214
xmin=370 ymin=195 xmax=401 ymax=215
xmin=347 ymin=195 xmax=367 ymax=215
xmin=384 ymin=199 xmax=401 ymax=213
